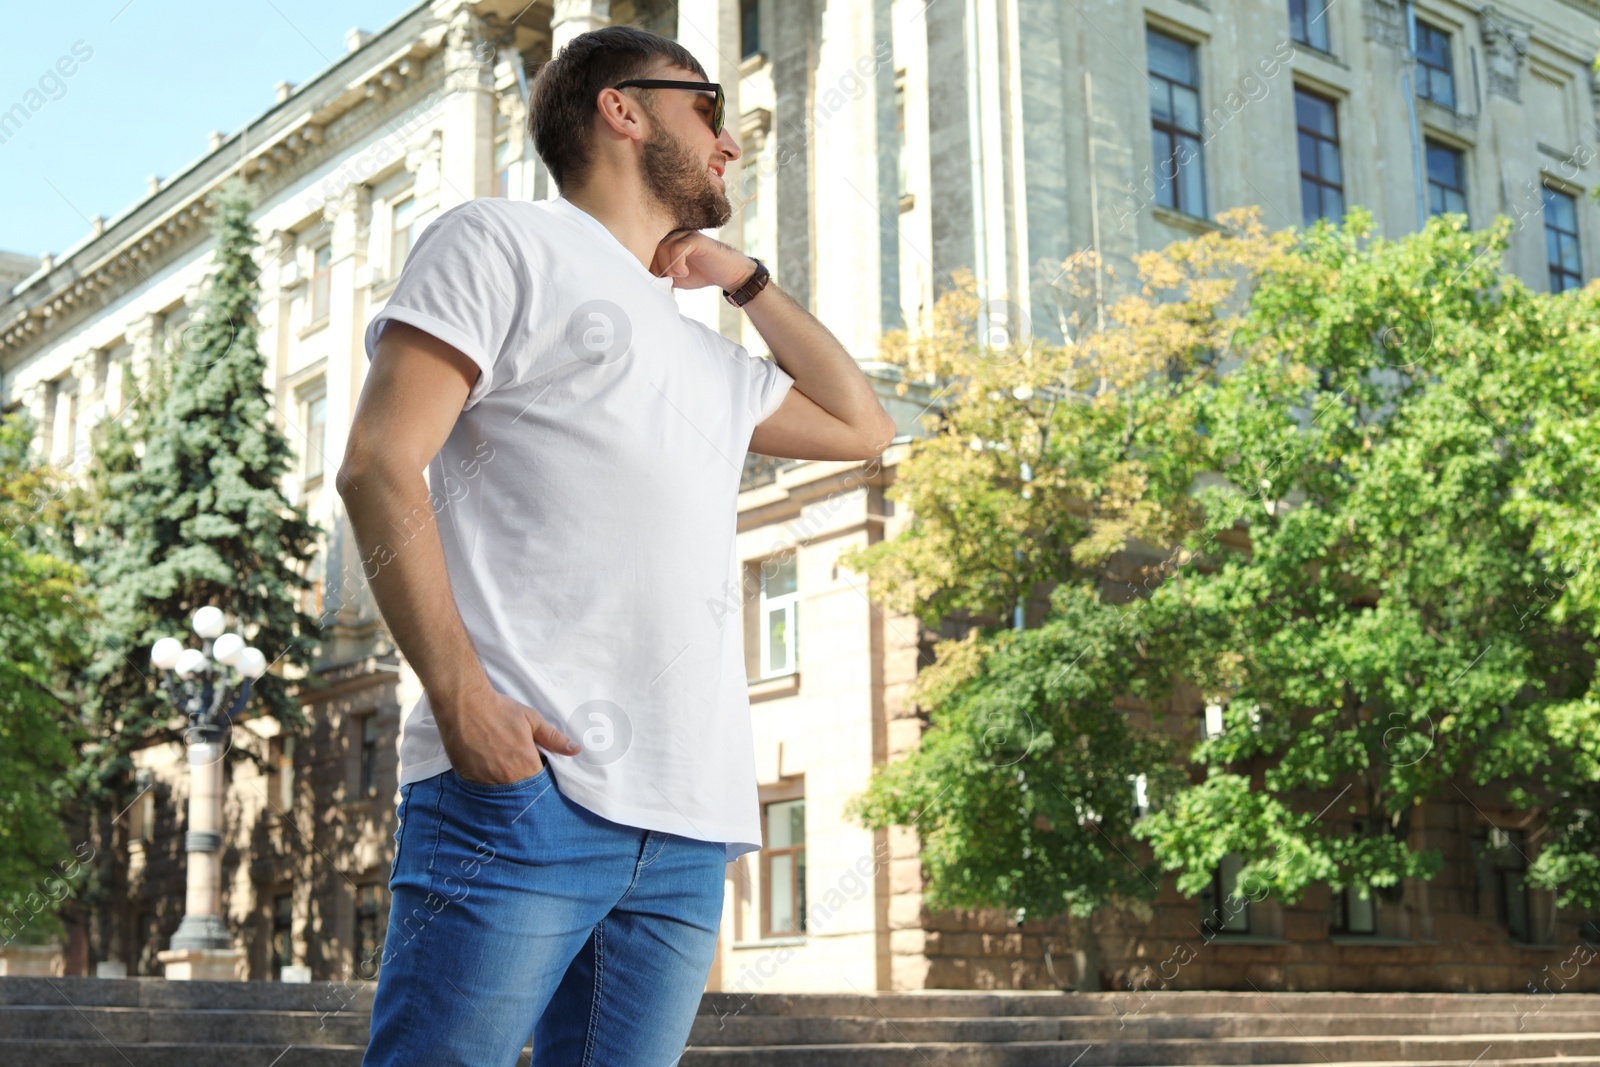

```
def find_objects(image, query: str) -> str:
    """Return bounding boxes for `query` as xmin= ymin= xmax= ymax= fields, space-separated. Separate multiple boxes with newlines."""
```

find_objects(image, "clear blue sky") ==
xmin=0 ymin=0 xmax=419 ymax=259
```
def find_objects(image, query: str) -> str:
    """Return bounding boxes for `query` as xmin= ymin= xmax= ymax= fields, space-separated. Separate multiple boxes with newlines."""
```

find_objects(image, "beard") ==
xmin=640 ymin=119 xmax=731 ymax=232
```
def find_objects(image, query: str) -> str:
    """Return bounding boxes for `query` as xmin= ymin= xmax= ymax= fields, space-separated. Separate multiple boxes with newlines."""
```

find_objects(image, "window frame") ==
xmin=760 ymin=797 xmax=807 ymax=938
xmin=1424 ymin=139 xmax=1468 ymax=220
xmin=308 ymin=242 xmax=332 ymax=325
xmin=358 ymin=713 xmax=381 ymax=800
xmin=390 ymin=195 xmax=420 ymax=279
xmin=1146 ymin=27 xmax=1207 ymax=219
xmin=739 ymin=0 xmax=761 ymax=60
xmin=1199 ymin=852 xmax=1252 ymax=935
xmin=1543 ymin=183 xmax=1583 ymax=293
xmin=1289 ymin=0 xmax=1332 ymax=53
xmin=1414 ymin=20 xmax=1456 ymax=109
xmin=271 ymin=892 xmax=294 ymax=980
xmin=757 ymin=553 xmax=799 ymax=679
xmin=1295 ymin=86 xmax=1345 ymax=227
xmin=295 ymin=379 xmax=328 ymax=487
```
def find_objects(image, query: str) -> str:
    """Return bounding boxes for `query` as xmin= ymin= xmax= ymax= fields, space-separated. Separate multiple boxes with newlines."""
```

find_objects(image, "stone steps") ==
xmin=1 ymin=978 xmax=1596 ymax=1065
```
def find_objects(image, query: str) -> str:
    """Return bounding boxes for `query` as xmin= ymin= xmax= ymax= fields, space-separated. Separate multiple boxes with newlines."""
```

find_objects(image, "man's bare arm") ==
xmin=650 ymin=231 xmax=896 ymax=461
xmin=336 ymin=321 xmax=579 ymax=783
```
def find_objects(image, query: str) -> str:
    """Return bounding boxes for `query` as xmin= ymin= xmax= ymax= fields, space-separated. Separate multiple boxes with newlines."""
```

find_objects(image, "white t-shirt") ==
xmin=362 ymin=196 xmax=794 ymax=862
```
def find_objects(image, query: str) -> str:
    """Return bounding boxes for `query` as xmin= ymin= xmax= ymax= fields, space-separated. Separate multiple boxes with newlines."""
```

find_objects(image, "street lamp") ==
xmin=150 ymin=607 xmax=267 ymax=980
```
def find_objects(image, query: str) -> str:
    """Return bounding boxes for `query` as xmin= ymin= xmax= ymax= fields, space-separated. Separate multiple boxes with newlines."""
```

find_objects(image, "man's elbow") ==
xmin=336 ymin=434 xmax=382 ymax=504
xmin=856 ymin=414 xmax=898 ymax=459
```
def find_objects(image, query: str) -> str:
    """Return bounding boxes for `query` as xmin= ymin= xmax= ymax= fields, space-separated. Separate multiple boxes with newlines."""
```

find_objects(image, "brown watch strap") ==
xmin=723 ymin=258 xmax=771 ymax=308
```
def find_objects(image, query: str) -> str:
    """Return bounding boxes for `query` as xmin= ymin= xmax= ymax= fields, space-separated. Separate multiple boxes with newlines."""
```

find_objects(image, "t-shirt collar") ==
xmin=552 ymin=197 xmax=678 ymax=295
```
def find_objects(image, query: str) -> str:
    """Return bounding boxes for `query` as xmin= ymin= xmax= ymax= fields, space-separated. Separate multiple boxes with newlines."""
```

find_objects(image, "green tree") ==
xmin=65 ymin=175 xmax=322 ymax=957
xmin=0 ymin=412 xmax=90 ymax=946
xmin=844 ymin=207 xmax=1600 ymax=981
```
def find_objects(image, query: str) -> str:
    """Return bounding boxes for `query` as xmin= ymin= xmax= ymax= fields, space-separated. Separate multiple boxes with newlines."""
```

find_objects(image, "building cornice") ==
xmin=0 ymin=0 xmax=451 ymax=368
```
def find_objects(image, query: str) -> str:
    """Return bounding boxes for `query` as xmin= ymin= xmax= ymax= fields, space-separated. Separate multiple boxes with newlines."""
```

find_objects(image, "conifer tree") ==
xmin=65 ymin=175 xmax=322 ymax=959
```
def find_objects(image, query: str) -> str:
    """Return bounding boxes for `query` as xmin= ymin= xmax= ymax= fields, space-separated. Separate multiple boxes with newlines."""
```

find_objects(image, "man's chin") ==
xmin=676 ymin=190 xmax=732 ymax=232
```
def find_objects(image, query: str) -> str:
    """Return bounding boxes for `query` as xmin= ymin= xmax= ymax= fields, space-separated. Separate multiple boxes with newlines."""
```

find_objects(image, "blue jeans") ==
xmin=362 ymin=766 xmax=727 ymax=1066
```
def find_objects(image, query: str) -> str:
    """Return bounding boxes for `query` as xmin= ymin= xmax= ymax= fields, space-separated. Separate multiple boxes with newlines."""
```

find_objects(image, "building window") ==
xmin=1544 ymin=185 xmax=1582 ymax=293
xmin=1289 ymin=0 xmax=1330 ymax=52
xmin=761 ymin=798 xmax=806 ymax=937
xmin=309 ymin=243 xmax=332 ymax=323
xmin=127 ymin=773 xmax=156 ymax=843
xmin=1147 ymin=28 xmax=1206 ymax=218
xmin=1485 ymin=827 xmax=1531 ymax=942
xmin=390 ymin=196 xmax=419 ymax=277
xmin=271 ymin=893 xmax=294 ymax=979
xmin=758 ymin=553 xmax=798 ymax=678
xmin=1425 ymin=140 xmax=1467 ymax=219
xmin=359 ymin=715 xmax=381 ymax=799
xmin=267 ymin=734 xmax=295 ymax=812
xmin=1199 ymin=852 xmax=1251 ymax=935
xmin=1332 ymin=881 xmax=1378 ymax=933
xmin=296 ymin=382 xmax=327 ymax=485
xmin=740 ymin=0 xmax=760 ymax=59
xmin=1295 ymin=88 xmax=1344 ymax=226
xmin=1415 ymin=22 xmax=1455 ymax=109
xmin=354 ymin=884 xmax=387 ymax=979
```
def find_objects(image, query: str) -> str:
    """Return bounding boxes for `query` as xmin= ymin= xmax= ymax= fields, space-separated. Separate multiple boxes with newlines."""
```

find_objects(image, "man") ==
xmin=341 ymin=24 xmax=896 ymax=1067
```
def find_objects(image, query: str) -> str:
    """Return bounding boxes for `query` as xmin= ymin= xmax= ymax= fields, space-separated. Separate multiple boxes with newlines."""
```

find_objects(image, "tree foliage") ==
xmin=844 ymin=207 xmax=1600 ymax=934
xmin=0 ymin=412 xmax=89 ymax=943
xmin=68 ymin=174 xmax=321 ymax=806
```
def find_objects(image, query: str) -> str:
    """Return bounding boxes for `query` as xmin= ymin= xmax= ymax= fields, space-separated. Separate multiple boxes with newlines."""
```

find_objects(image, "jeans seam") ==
xmin=580 ymin=919 xmax=606 ymax=1067
xmin=369 ymin=775 xmax=446 ymax=1066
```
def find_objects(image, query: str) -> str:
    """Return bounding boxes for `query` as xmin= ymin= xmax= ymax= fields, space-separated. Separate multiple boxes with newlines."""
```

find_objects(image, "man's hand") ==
xmin=436 ymin=680 xmax=580 ymax=785
xmin=651 ymin=230 xmax=757 ymax=292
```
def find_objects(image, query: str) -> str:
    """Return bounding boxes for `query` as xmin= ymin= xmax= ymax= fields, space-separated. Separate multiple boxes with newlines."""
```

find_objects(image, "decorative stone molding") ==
xmin=330 ymin=182 xmax=374 ymax=259
xmin=1362 ymin=0 xmax=1407 ymax=48
xmin=1480 ymin=6 xmax=1531 ymax=102
xmin=404 ymin=128 xmax=445 ymax=199
xmin=444 ymin=7 xmax=496 ymax=95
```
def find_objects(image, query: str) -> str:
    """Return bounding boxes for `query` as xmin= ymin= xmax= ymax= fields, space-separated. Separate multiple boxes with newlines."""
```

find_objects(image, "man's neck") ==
xmin=561 ymin=183 xmax=675 ymax=275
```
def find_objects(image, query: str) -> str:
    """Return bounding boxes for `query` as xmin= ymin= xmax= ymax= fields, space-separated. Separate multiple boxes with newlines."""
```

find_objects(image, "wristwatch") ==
xmin=723 ymin=258 xmax=771 ymax=308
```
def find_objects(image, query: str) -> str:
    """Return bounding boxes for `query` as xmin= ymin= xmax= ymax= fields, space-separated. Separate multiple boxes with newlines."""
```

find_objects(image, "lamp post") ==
xmin=151 ymin=606 xmax=267 ymax=981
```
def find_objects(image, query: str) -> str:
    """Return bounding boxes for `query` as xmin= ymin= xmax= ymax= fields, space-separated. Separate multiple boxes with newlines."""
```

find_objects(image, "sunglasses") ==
xmin=612 ymin=79 xmax=726 ymax=137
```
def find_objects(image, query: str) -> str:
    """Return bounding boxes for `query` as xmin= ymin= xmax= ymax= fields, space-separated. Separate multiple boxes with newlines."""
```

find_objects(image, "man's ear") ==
xmin=594 ymin=87 xmax=648 ymax=143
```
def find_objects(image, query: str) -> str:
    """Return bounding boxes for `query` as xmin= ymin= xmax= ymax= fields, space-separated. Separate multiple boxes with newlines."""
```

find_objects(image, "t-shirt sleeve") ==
xmin=746 ymin=350 xmax=795 ymax=425
xmin=362 ymin=203 xmax=525 ymax=412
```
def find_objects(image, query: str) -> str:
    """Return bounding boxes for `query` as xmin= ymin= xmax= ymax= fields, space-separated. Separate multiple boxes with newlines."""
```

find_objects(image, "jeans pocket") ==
xmin=449 ymin=763 xmax=551 ymax=796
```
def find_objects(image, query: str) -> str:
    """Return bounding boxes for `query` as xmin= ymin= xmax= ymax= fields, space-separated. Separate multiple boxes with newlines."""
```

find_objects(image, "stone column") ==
xmin=157 ymin=731 xmax=245 ymax=980
xmin=551 ymin=0 xmax=610 ymax=53
xmin=321 ymin=183 xmax=384 ymax=665
xmin=809 ymin=0 xmax=898 ymax=356
xmin=439 ymin=7 xmax=496 ymax=209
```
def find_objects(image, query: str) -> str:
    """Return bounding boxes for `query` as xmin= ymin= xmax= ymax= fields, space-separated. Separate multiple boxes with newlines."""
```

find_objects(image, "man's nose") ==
xmin=717 ymin=127 xmax=742 ymax=161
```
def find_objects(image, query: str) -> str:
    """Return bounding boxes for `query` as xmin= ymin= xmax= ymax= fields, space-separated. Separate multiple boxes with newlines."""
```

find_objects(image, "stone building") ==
xmin=2 ymin=0 xmax=1598 ymax=995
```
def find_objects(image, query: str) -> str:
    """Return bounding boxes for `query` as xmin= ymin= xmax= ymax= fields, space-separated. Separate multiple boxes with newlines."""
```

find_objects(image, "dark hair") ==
xmin=529 ymin=26 xmax=708 ymax=192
